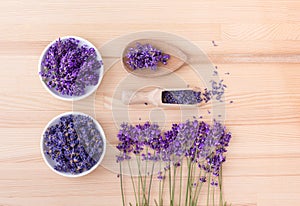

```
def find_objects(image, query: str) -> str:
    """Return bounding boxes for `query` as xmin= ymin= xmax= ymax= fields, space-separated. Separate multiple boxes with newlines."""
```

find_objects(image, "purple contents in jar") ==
xmin=162 ymin=90 xmax=202 ymax=105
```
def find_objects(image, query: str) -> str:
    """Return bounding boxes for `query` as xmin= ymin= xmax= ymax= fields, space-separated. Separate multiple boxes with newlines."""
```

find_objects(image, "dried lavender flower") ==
xmin=43 ymin=114 xmax=104 ymax=174
xmin=162 ymin=90 xmax=202 ymax=105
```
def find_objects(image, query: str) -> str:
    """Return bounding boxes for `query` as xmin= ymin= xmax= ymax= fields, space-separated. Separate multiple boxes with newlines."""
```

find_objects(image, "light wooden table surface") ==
xmin=1 ymin=1 xmax=300 ymax=206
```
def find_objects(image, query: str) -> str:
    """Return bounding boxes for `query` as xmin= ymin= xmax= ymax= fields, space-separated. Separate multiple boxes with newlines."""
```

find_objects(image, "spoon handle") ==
xmin=122 ymin=91 xmax=153 ymax=105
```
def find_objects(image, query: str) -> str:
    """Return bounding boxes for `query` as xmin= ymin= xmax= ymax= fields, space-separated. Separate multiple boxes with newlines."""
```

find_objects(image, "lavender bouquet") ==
xmin=116 ymin=119 xmax=231 ymax=206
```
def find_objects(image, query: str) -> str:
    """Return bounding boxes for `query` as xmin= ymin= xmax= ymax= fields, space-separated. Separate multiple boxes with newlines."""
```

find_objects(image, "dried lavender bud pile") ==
xmin=40 ymin=38 xmax=103 ymax=96
xmin=126 ymin=43 xmax=170 ymax=70
xmin=162 ymin=90 xmax=203 ymax=104
xmin=43 ymin=114 xmax=104 ymax=174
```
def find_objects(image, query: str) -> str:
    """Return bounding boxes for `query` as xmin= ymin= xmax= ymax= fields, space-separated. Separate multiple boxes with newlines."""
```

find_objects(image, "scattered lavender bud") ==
xmin=40 ymin=38 xmax=103 ymax=96
xmin=126 ymin=43 xmax=170 ymax=70
xmin=230 ymin=100 xmax=234 ymax=104
xmin=225 ymin=72 xmax=230 ymax=75
xmin=212 ymin=40 xmax=218 ymax=46
xmin=205 ymin=80 xmax=227 ymax=103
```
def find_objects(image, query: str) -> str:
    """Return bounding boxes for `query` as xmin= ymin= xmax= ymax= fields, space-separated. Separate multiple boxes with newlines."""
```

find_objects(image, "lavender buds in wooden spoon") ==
xmin=122 ymin=39 xmax=187 ymax=78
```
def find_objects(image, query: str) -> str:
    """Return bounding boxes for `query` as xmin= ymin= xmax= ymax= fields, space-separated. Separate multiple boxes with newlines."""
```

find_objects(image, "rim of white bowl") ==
xmin=40 ymin=112 xmax=107 ymax=178
xmin=38 ymin=36 xmax=104 ymax=101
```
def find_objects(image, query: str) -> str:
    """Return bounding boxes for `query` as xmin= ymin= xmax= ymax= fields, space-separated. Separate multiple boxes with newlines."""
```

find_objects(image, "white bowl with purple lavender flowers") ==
xmin=40 ymin=112 xmax=106 ymax=177
xmin=38 ymin=36 xmax=104 ymax=101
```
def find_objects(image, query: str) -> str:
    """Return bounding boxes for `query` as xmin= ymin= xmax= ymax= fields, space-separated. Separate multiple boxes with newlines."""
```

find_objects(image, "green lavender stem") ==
xmin=194 ymin=182 xmax=204 ymax=206
xmin=136 ymin=156 xmax=145 ymax=206
xmin=207 ymin=173 xmax=211 ymax=206
xmin=119 ymin=162 xmax=125 ymax=206
xmin=192 ymin=169 xmax=202 ymax=205
xmin=147 ymin=162 xmax=155 ymax=206
xmin=169 ymin=165 xmax=172 ymax=206
xmin=212 ymin=186 xmax=215 ymax=206
xmin=185 ymin=159 xmax=191 ymax=206
xmin=189 ymin=162 xmax=197 ymax=205
xmin=161 ymin=171 xmax=166 ymax=206
xmin=171 ymin=166 xmax=177 ymax=206
xmin=179 ymin=161 xmax=183 ymax=206
xmin=158 ymin=178 xmax=162 ymax=206
xmin=219 ymin=166 xmax=223 ymax=206
xmin=143 ymin=148 xmax=148 ymax=205
xmin=128 ymin=161 xmax=138 ymax=205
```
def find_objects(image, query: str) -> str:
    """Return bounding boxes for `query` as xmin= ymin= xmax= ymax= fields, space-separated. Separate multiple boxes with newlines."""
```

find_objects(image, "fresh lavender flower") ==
xmin=115 ymin=119 xmax=232 ymax=205
xmin=116 ymin=122 xmax=162 ymax=162
xmin=200 ymin=120 xmax=231 ymax=178
xmin=40 ymin=37 xmax=103 ymax=96
xmin=162 ymin=120 xmax=199 ymax=164
xmin=43 ymin=114 xmax=104 ymax=174
xmin=126 ymin=43 xmax=170 ymax=70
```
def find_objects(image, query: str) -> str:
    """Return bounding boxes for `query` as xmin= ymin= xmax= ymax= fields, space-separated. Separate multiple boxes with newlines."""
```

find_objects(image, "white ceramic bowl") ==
xmin=40 ymin=112 xmax=106 ymax=177
xmin=38 ymin=36 xmax=104 ymax=101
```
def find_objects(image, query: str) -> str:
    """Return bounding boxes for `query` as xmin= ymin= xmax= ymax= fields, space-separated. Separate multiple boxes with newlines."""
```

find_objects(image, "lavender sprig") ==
xmin=115 ymin=119 xmax=232 ymax=206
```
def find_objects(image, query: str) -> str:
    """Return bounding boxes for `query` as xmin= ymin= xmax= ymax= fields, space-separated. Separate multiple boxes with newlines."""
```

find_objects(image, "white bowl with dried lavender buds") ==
xmin=38 ymin=36 xmax=104 ymax=101
xmin=40 ymin=112 xmax=106 ymax=177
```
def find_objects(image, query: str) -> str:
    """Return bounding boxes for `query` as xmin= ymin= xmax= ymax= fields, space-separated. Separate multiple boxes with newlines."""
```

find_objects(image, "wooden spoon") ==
xmin=122 ymin=87 xmax=203 ymax=106
xmin=122 ymin=39 xmax=187 ymax=78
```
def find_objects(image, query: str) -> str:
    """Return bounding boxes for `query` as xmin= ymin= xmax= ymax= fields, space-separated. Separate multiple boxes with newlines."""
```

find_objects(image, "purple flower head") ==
xmin=159 ymin=120 xmax=199 ymax=164
xmin=199 ymin=176 xmax=207 ymax=183
xmin=116 ymin=122 xmax=162 ymax=162
xmin=116 ymin=123 xmax=139 ymax=161
xmin=210 ymin=180 xmax=218 ymax=186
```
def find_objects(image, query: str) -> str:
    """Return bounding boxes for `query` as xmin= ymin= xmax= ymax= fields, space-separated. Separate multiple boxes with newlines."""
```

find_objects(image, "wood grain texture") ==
xmin=1 ymin=1 xmax=300 ymax=206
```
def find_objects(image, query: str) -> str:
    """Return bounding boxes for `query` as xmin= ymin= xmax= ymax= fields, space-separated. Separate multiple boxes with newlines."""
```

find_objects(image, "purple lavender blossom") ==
xmin=40 ymin=37 xmax=103 ymax=96
xmin=126 ymin=43 xmax=170 ymax=70
xmin=115 ymin=119 xmax=231 ymax=182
